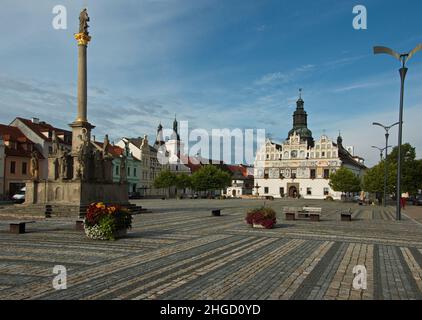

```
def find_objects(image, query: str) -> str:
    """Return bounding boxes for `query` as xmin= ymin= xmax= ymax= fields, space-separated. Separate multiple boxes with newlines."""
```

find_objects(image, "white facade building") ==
xmin=254 ymin=94 xmax=366 ymax=200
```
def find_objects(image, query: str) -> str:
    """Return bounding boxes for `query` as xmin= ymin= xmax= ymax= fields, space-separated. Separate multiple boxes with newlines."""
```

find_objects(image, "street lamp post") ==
xmin=371 ymin=145 xmax=385 ymax=162
xmin=372 ymin=122 xmax=399 ymax=207
xmin=373 ymin=44 xmax=422 ymax=220
xmin=372 ymin=145 xmax=392 ymax=207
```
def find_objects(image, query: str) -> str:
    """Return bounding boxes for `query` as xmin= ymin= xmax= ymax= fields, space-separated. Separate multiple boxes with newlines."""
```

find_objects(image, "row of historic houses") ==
xmin=0 ymin=94 xmax=366 ymax=201
xmin=0 ymin=117 xmax=165 ymax=199
xmin=0 ymin=115 xmax=241 ymax=200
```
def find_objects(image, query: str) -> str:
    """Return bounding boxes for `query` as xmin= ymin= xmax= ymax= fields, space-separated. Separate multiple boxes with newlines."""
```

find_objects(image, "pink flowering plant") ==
xmin=245 ymin=207 xmax=277 ymax=229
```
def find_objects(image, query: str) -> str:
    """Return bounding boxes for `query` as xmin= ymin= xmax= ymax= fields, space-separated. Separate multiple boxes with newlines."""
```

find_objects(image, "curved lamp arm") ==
xmin=407 ymin=44 xmax=422 ymax=63
xmin=373 ymin=46 xmax=401 ymax=61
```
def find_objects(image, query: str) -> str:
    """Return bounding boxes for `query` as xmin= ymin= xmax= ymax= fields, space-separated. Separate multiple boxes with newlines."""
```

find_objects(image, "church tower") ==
xmin=171 ymin=115 xmax=180 ymax=141
xmin=287 ymin=89 xmax=314 ymax=147
xmin=154 ymin=122 xmax=165 ymax=149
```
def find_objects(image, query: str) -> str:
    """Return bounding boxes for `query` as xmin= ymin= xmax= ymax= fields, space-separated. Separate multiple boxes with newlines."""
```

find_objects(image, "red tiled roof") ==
xmin=0 ymin=124 xmax=44 ymax=159
xmin=0 ymin=124 xmax=28 ymax=141
xmin=225 ymin=165 xmax=253 ymax=178
xmin=92 ymin=141 xmax=124 ymax=157
xmin=15 ymin=117 xmax=72 ymax=145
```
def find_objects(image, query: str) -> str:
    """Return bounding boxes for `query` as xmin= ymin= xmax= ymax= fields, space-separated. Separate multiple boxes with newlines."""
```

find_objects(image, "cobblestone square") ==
xmin=0 ymin=199 xmax=422 ymax=300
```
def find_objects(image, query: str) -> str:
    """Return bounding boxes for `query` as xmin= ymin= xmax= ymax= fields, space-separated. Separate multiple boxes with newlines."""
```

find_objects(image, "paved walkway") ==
xmin=404 ymin=205 xmax=422 ymax=224
xmin=0 ymin=199 xmax=421 ymax=300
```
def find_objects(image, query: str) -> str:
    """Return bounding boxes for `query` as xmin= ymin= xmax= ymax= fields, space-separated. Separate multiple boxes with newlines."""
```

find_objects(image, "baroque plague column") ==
xmin=71 ymin=8 xmax=95 ymax=179
xmin=24 ymin=9 xmax=129 ymax=216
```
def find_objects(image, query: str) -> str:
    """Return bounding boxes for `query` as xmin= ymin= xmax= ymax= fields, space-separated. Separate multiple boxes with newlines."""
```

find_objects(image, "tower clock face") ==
xmin=291 ymin=150 xmax=298 ymax=158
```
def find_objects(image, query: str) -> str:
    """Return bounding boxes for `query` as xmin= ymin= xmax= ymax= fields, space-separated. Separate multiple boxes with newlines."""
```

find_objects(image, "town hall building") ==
xmin=253 ymin=92 xmax=366 ymax=200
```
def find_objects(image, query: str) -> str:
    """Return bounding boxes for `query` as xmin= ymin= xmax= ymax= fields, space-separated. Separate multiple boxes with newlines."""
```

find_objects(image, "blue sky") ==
xmin=0 ymin=0 xmax=421 ymax=166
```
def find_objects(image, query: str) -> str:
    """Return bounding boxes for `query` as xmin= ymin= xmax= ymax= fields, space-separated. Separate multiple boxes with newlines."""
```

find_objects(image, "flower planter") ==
xmin=253 ymin=223 xmax=265 ymax=229
xmin=84 ymin=203 xmax=132 ymax=241
xmin=246 ymin=207 xmax=277 ymax=230
xmin=85 ymin=225 xmax=128 ymax=240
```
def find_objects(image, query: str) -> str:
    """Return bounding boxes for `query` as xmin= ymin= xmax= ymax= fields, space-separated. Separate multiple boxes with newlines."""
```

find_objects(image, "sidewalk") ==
xmin=403 ymin=205 xmax=422 ymax=224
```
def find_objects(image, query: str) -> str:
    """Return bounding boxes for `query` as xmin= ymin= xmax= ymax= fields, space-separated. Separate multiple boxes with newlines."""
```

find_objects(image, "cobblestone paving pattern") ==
xmin=0 ymin=199 xmax=421 ymax=300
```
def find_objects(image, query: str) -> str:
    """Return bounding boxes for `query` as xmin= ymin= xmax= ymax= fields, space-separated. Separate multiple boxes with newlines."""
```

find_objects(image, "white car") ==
xmin=12 ymin=187 xmax=26 ymax=203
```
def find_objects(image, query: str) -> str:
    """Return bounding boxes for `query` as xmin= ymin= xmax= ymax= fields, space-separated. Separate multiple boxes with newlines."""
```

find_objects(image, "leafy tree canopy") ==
xmin=153 ymin=170 xmax=177 ymax=189
xmin=363 ymin=143 xmax=422 ymax=195
xmin=329 ymin=167 xmax=361 ymax=194
xmin=191 ymin=165 xmax=232 ymax=192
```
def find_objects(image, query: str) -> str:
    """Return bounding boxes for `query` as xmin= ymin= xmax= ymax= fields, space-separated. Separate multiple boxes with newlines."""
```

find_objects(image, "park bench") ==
xmin=212 ymin=209 xmax=221 ymax=216
xmin=9 ymin=221 xmax=36 ymax=234
xmin=299 ymin=207 xmax=322 ymax=221
xmin=75 ymin=219 xmax=85 ymax=231
xmin=340 ymin=209 xmax=353 ymax=222
xmin=283 ymin=207 xmax=301 ymax=221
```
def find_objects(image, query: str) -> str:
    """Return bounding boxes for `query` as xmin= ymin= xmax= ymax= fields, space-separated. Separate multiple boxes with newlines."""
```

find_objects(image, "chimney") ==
xmin=31 ymin=117 xmax=40 ymax=124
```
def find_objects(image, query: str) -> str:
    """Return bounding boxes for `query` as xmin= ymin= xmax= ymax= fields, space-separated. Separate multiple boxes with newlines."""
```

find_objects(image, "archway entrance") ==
xmin=289 ymin=186 xmax=298 ymax=198
xmin=232 ymin=190 xmax=237 ymax=197
xmin=287 ymin=183 xmax=300 ymax=198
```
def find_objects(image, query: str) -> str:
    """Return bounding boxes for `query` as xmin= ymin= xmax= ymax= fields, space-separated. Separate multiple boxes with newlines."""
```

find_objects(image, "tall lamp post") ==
xmin=373 ymin=44 xmax=422 ymax=220
xmin=371 ymin=143 xmax=394 ymax=207
xmin=371 ymin=145 xmax=386 ymax=162
xmin=372 ymin=122 xmax=399 ymax=207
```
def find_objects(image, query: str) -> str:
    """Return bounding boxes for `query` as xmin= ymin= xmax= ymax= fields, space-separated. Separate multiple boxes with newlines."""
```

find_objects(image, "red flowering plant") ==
xmin=84 ymin=202 xmax=132 ymax=240
xmin=245 ymin=207 xmax=277 ymax=229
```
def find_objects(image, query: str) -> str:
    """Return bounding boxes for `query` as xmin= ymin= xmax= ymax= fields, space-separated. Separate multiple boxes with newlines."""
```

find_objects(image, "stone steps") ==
xmin=0 ymin=203 xmax=150 ymax=219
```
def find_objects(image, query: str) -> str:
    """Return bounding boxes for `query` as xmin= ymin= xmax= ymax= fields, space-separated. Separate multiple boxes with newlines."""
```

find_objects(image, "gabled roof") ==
xmin=92 ymin=141 xmax=123 ymax=158
xmin=92 ymin=141 xmax=141 ymax=162
xmin=0 ymin=124 xmax=44 ymax=159
xmin=338 ymin=145 xmax=366 ymax=170
xmin=126 ymin=137 xmax=157 ymax=153
xmin=225 ymin=164 xmax=254 ymax=179
xmin=14 ymin=117 xmax=72 ymax=145
xmin=0 ymin=124 xmax=28 ymax=142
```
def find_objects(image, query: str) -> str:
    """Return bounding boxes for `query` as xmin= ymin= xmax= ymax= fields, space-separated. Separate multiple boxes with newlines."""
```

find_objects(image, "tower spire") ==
xmin=287 ymin=88 xmax=313 ymax=146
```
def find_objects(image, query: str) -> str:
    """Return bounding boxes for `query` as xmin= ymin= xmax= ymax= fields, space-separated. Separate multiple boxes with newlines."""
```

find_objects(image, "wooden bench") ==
xmin=212 ymin=209 xmax=221 ymax=216
xmin=340 ymin=209 xmax=352 ymax=221
xmin=283 ymin=207 xmax=301 ymax=221
xmin=300 ymin=207 xmax=322 ymax=221
xmin=9 ymin=221 xmax=36 ymax=234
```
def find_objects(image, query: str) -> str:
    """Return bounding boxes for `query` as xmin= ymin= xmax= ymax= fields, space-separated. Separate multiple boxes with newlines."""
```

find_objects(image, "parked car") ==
xmin=413 ymin=195 xmax=422 ymax=206
xmin=406 ymin=196 xmax=416 ymax=204
xmin=12 ymin=187 xmax=26 ymax=203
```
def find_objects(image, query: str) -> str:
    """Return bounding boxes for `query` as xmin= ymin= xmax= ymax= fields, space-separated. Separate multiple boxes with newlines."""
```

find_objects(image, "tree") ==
xmin=191 ymin=165 xmax=232 ymax=195
xmin=386 ymin=143 xmax=422 ymax=195
xmin=329 ymin=167 xmax=361 ymax=195
xmin=362 ymin=161 xmax=396 ymax=195
xmin=153 ymin=170 xmax=177 ymax=196
xmin=175 ymin=173 xmax=192 ymax=191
